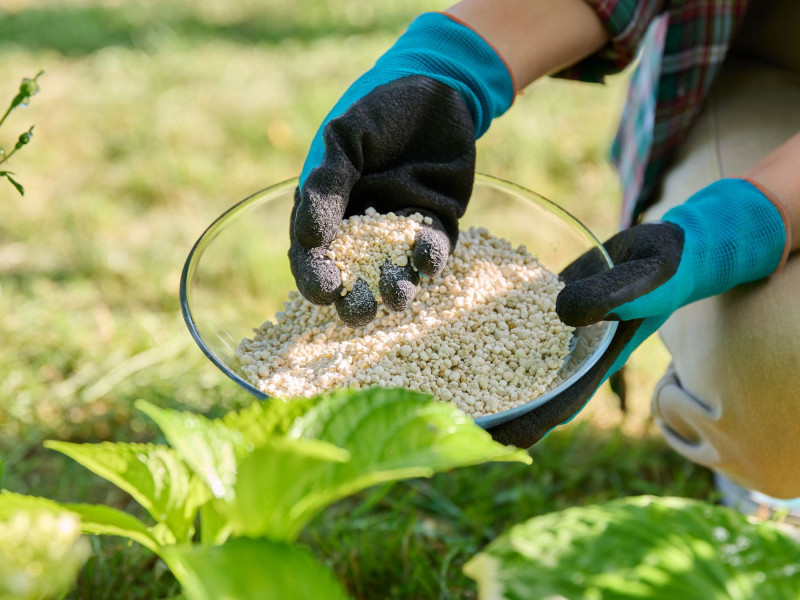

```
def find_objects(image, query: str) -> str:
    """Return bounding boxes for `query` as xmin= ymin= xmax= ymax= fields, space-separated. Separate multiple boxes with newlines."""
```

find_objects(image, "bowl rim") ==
xmin=180 ymin=173 xmax=617 ymax=428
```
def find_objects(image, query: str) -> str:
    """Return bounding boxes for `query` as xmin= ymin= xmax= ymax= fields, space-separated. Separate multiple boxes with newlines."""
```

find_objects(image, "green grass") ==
xmin=0 ymin=0 xmax=708 ymax=598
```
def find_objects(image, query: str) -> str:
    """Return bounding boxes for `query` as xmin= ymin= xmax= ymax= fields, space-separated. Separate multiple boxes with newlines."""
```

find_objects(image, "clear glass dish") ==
xmin=180 ymin=173 xmax=617 ymax=428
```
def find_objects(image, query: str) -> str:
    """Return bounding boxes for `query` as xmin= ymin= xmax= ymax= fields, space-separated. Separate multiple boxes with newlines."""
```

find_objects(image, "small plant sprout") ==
xmin=0 ymin=70 xmax=44 ymax=196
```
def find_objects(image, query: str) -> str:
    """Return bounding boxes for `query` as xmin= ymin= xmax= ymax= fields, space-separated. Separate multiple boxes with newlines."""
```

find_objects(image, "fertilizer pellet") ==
xmin=236 ymin=213 xmax=575 ymax=418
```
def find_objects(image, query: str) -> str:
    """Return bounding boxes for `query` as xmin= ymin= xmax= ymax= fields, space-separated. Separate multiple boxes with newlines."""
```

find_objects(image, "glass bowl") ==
xmin=180 ymin=173 xmax=617 ymax=428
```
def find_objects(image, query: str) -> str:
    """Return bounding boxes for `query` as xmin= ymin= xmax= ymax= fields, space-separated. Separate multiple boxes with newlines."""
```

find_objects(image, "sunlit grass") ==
xmin=1 ymin=0 xmax=690 ymax=597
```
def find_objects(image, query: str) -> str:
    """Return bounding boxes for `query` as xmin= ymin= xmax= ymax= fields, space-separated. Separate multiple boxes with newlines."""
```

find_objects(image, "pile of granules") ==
xmin=327 ymin=207 xmax=430 ymax=298
xmin=236 ymin=219 xmax=575 ymax=418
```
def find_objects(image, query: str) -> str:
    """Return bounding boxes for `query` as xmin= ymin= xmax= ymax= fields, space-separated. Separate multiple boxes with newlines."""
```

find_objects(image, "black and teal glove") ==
xmin=488 ymin=178 xmax=790 ymax=448
xmin=289 ymin=12 xmax=514 ymax=327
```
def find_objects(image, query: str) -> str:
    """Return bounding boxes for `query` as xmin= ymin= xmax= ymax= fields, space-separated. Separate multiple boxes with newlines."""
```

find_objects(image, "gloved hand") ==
xmin=290 ymin=12 xmax=514 ymax=327
xmin=488 ymin=177 xmax=790 ymax=448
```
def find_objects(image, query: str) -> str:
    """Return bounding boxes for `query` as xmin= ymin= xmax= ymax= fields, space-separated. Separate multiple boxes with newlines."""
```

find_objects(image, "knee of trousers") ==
xmin=650 ymin=257 xmax=800 ymax=499
xmin=651 ymin=366 xmax=800 ymax=498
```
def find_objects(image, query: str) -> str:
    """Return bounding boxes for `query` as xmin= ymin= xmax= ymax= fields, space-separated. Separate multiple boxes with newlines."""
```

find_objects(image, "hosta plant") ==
xmin=464 ymin=495 xmax=800 ymax=600
xmin=3 ymin=387 xmax=530 ymax=599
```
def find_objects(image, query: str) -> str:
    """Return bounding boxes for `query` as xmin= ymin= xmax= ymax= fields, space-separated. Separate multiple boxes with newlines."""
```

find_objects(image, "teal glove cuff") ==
xmin=612 ymin=178 xmax=787 ymax=321
xmin=299 ymin=12 xmax=515 ymax=187
xmin=378 ymin=13 xmax=515 ymax=137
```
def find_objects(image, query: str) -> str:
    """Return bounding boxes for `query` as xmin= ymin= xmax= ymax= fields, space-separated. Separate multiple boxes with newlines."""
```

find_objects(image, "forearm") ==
xmin=743 ymin=131 xmax=800 ymax=252
xmin=446 ymin=0 xmax=609 ymax=89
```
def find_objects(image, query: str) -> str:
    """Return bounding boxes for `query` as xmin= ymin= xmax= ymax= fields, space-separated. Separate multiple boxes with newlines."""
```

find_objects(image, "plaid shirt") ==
xmin=560 ymin=0 xmax=752 ymax=226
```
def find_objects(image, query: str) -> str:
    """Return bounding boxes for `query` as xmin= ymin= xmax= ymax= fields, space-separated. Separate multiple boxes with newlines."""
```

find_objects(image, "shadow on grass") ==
xmin=0 ymin=4 xmax=416 ymax=56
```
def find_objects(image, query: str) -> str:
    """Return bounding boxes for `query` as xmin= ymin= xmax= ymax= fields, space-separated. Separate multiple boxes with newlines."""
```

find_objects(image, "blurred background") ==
xmin=0 ymin=0 xmax=709 ymax=598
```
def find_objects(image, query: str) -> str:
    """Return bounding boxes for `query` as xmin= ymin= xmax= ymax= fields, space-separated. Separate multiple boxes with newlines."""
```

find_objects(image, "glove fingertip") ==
xmin=335 ymin=278 xmax=377 ymax=327
xmin=555 ymin=283 xmax=613 ymax=327
xmin=295 ymin=165 xmax=356 ymax=247
xmin=294 ymin=195 xmax=340 ymax=248
xmin=380 ymin=262 xmax=420 ymax=312
xmin=289 ymin=244 xmax=343 ymax=305
xmin=412 ymin=227 xmax=451 ymax=277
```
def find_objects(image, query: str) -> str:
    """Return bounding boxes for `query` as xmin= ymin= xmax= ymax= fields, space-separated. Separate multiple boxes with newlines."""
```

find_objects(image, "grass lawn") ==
xmin=0 ymin=0 xmax=713 ymax=598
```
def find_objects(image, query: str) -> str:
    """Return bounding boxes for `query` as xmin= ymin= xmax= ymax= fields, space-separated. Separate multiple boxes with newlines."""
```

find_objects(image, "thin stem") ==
xmin=0 ymin=146 xmax=18 ymax=166
xmin=0 ymin=103 xmax=13 ymax=130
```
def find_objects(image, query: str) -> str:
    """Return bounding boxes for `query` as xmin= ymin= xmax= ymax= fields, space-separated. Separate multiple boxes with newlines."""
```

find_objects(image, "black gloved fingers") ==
xmin=391 ymin=208 xmax=454 ymax=278
xmin=557 ymin=260 xmax=670 ymax=327
xmin=288 ymin=241 xmax=343 ymax=306
xmin=412 ymin=223 xmax=452 ymax=277
xmin=558 ymin=247 xmax=610 ymax=285
xmin=556 ymin=222 xmax=684 ymax=327
xmin=379 ymin=260 xmax=420 ymax=312
xmin=335 ymin=278 xmax=377 ymax=328
xmin=294 ymin=146 xmax=361 ymax=249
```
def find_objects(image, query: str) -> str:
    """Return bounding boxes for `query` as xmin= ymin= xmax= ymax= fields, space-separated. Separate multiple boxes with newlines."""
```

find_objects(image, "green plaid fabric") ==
xmin=559 ymin=0 xmax=752 ymax=226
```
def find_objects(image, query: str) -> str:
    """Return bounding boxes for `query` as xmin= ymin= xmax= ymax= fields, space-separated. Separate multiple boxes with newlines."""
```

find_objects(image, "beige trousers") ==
xmin=641 ymin=58 xmax=800 ymax=499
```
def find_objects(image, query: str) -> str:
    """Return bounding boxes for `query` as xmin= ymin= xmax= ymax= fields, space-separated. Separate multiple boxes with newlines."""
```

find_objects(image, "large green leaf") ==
xmin=0 ymin=490 xmax=66 ymax=518
xmin=136 ymin=399 xmax=348 ymax=477
xmin=464 ymin=496 xmax=800 ymax=600
xmin=162 ymin=537 xmax=351 ymax=600
xmin=199 ymin=502 xmax=228 ymax=547
xmin=221 ymin=388 xmax=530 ymax=540
xmin=137 ymin=399 xmax=348 ymax=542
xmin=62 ymin=502 xmax=162 ymax=555
xmin=45 ymin=440 xmax=209 ymax=544
xmin=142 ymin=389 xmax=529 ymax=542
xmin=221 ymin=395 xmax=319 ymax=445
xmin=233 ymin=387 xmax=530 ymax=539
xmin=296 ymin=387 xmax=529 ymax=480
xmin=183 ymin=397 xmax=321 ymax=545
xmin=217 ymin=437 xmax=350 ymax=540
xmin=0 ymin=491 xmax=159 ymax=555
xmin=293 ymin=388 xmax=530 ymax=470
xmin=136 ymin=401 xmax=246 ymax=502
